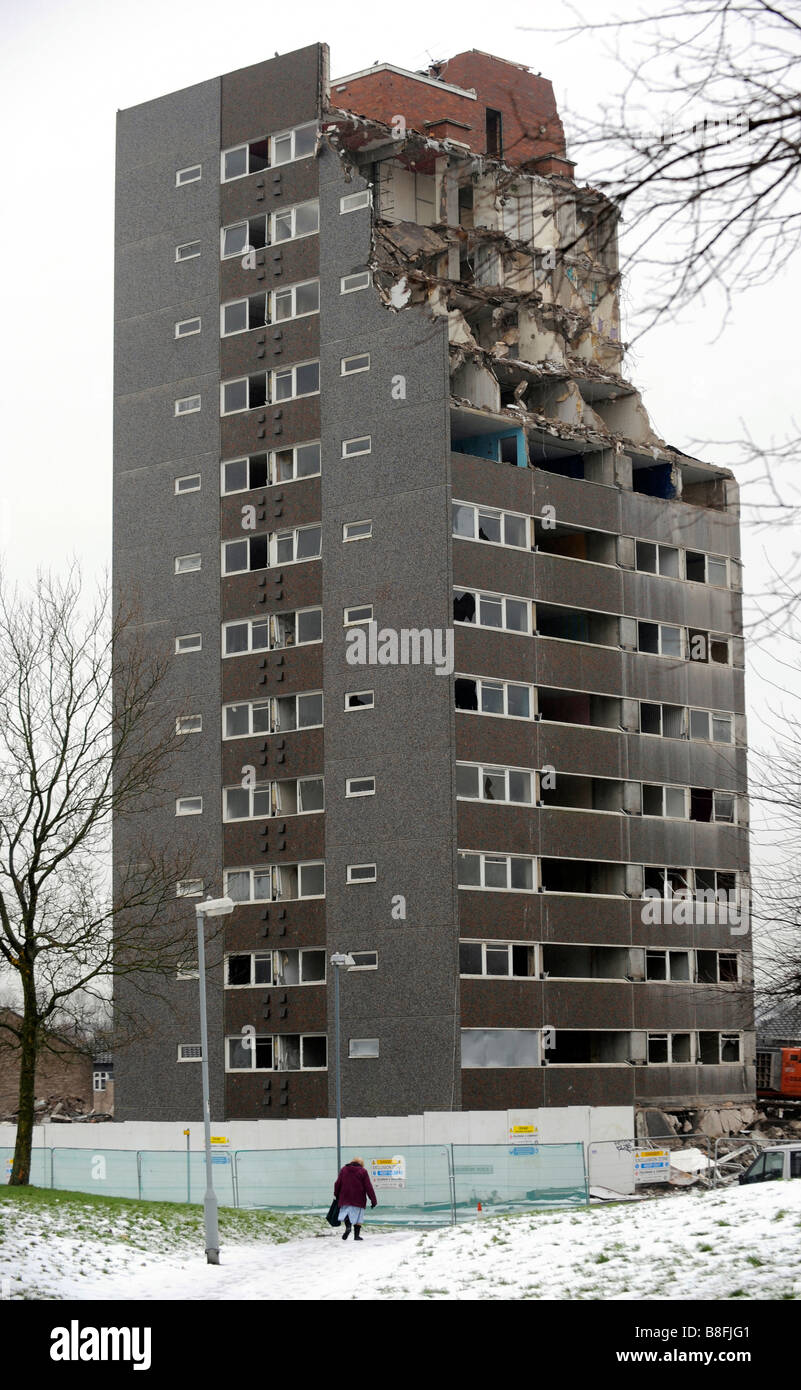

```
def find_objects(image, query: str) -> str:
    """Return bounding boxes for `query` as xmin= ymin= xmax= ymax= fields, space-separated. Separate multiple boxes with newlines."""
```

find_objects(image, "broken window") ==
xmin=452 ymin=500 xmax=528 ymax=549
xmin=458 ymin=183 xmax=474 ymax=229
xmin=222 ymin=533 xmax=270 ymax=575
xmin=540 ymin=858 xmax=626 ymax=895
xmin=635 ymin=541 xmax=679 ymax=577
xmin=453 ymin=587 xmax=531 ymax=634
xmin=221 ymin=373 xmax=268 ymax=415
xmin=713 ymin=792 xmax=735 ymax=822
xmin=698 ymin=1032 xmax=720 ymax=1064
xmin=642 ymin=785 xmax=687 ymax=818
xmin=719 ymin=952 xmax=738 ymax=982
xmin=459 ymin=942 xmax=536 ymax=978
xmin=221 ymin=454 xmax=269 ymax=494
xmin=648 ymin=1033 xmax=669 ymax=1064
xmin=222 ymin=138 xmax=270 ymax=181
xmin=221 ymin=216 xmax=267 ymax=258
xmin=454 ymin=676 xmax=532 ymax=720
xmin=272 ymin=607 xmax=323 ymax=650
xmin=221 ymin=295 xmax=268 ymax=336
xmin=485 ymin=108 xmax=503 ymax=157
xmin=345 ymin=690 xmax=374 ymax=710
xmin=690 ymin=788 xmax=714 ymax=822
xmin=455 ymin=762 xmax=534 ymax=805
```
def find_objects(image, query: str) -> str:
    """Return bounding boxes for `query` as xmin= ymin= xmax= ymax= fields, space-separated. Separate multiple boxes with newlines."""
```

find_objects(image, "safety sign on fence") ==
xmin=369 ymin=1156 xmax=406 ymax=1188
xmin=508 ymin=1123 xmax=539 ymax=1156
xmin=634 ymin=1147 xmax=671 ymax=1183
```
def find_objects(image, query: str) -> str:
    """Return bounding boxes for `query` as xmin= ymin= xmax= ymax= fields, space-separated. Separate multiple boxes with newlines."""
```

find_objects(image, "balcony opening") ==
xmin=542 ymin=944 xmax=631 ymax=980
xmin=548 ymin=1030 xmax=631 ymax=1064
xmin=540 ymin=858 xmax=625 ymax=895
xmin=540 ymin=773 xmax=624 ymax=813
xmin=537 ymin=603 xmax=619 ymax=647
xmin=537 ymin=687 xmax=620 ymax=729
xmin=534 ymin=521 xmax=616 ymax=565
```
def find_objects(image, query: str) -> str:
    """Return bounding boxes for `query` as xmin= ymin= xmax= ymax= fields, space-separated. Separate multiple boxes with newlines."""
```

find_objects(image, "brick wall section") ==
xmin=334 ymin=50 xmax=573 ymax=173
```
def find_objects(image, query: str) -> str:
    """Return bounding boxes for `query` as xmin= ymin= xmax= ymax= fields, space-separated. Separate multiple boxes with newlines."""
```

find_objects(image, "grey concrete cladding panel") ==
xmin=116 ymin=77 xmax=221 ymax=174
xmin=318 ymin=142 xmax=459 ymax=1112
xmin=114 ymin=298 xmax=220 ymax=398
xmin=114 ymin=375 xmax=220 ymax=472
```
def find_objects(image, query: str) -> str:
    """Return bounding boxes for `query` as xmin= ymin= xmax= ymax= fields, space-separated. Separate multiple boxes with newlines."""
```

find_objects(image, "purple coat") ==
xmin=334 ymin=1161 xmax=378 ymax=1208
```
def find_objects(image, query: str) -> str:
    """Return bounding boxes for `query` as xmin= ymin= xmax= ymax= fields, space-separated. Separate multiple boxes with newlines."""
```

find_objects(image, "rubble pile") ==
xmin=0 ymin=1094 xmax=113 ymax=1124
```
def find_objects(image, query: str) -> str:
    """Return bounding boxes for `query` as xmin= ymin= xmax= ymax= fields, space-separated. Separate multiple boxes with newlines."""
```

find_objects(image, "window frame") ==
xmin=455 ymin=762 xmax=535 ymax=807
xmin=347 ymin=863 xmax=377 ymax=884
xmin=272 ymin=278 xmax=320 ymax=324
xmin=340 ymin=352 xmax=371 ymax=376
xmin=175 ymin=795 xmax=203 ymax=817
xmin=341 ymin=271 xmax=372 ymax=294
xmin=454 ymin=674 xmax=535 ymax=722
xmin=452 ymin=499 xmax=529 ymax=551
xmin=175 ymin=473 xmax=201 ymax=494
xmin=175 ymin=164 xmax=202 ymax=186
xmin=177 ymin=1044 xmax=203 ymax=1062
xmin=270 ymin=199 xmax=320 ymax=245
xmin=174 ymin=395 xmax=201 ymax=416
xmin=175 ymin=240 xmax=201 ymax=262
xmin=175 ymin=633 xmax=202 ymax=653
xmin=175 ymin=715 xmax=203 ymax=735
xmin=453 ymin=587 xmax=533 ymax=637
xmin=340 ymin=190 xmax=372 ymax=214
xmin=175 ymin=316 xmax=201 ymax=338
xmin=174 ymin=553 xmax=201 ymax=575
xmin=345 ymin=690 xmax=374 ymax=711
xmin=456 ymin=850 xmax=536 ymax=893
xmin=270 ymin=122 xmax=318 ymax=167
xmin=343 ymin=520 xmax=373 ymax=542
xmin=346 ymin=777 xmax=375 ymax=798
xmin=272 ymin=360 xmax=320 ymax=403
xmin=342 ymin=436 xmax=372 ymax=458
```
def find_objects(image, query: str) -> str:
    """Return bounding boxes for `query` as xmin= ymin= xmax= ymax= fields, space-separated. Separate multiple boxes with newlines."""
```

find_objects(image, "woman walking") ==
xmin=334 ymin=1156 xmax=377 ymax=1241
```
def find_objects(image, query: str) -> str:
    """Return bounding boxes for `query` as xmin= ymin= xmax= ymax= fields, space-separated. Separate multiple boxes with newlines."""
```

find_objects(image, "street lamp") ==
xmin=330 ymin=952 xmax=355 ymax=1175
xmin=195 ymin=895 xmax=235 ymax=1265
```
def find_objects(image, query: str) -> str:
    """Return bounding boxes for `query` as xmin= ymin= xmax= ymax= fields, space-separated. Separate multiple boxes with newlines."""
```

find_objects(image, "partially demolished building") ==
xmin=113 ymin=44 xmax=753 ymax=1122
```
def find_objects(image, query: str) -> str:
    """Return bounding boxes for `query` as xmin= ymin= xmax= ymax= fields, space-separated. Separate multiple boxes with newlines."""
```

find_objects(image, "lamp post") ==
xmin=329 ymin=952 xmax=355 ymax=1175
xmin=195 ymin=895 xmax=235 ymax=1265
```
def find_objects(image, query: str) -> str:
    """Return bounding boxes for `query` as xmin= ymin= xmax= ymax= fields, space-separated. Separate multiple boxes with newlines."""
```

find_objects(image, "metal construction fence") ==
xmin=588 ymin=1131 xmax=781 ymax=1191
xmin=3 ymin=1141 xmax=588 ymax=1225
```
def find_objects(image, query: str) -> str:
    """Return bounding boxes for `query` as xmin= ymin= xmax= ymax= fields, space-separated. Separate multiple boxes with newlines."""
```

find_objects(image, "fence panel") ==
xmin=2 ymin=1146 xmax=50 ymax=1186
xmin=51 ymin=1147 xmax=140 ymax=1199
xmin=451 ymin=1142 xmax=587 ymax=1217
xmin=234 ymin=1145 xmax=454 ymax=1224
xmin=138 ymin=1150 xmax=236 ymax=1206
xmin=588 ymin=1134 xmax=713 ymax=1194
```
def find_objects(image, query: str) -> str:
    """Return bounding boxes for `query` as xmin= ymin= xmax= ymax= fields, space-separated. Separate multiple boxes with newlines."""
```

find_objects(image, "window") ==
xmin=273 ymin=361 xmax=320 ymax=401
xmin=178 ymin=1044 xmax=203 ymax=1061
xmin=225 ymin=1032 xmax=326 ymax=1071
xmin=635 ymin=541 xmax=680 ymax=577
xmin=176 ymin=880 xmax=203 ymax=897
xmin=176 ymin=715 xmax=202 ymax=734
xmin=459 ymin=942 xmax=536 ymax=978
xmin=176 ymin=164 xmax=202 ymax=186
xmin=175 ymin=316 xmax=201 ymax=338
xmin=639 ymin=703 xmax=686 ymax=738
xmin=221 ymin=700 xmax=269 ymax=739
xmin=346 ymin=777 xmax=375 ymax=797
xmin=344 ymin=604 xmax=373 ymax=627
xmin=343 ymin=521 xmax=372 ymax=542
xmin=455 ymin=676 xmax=533 ymax=720
xmin=222 ymin=612 xmax=323 ymax=660
xmin=272 ymin=442 xmax=321 ymax=484
xmin=220 ymin=216 xmax=267 ymax=259
xmin=220 ymin=295 xmax=268 ymax=336
xmin=273 ymin=279 xmax=320 ymax=322
xmin=455 ymin=763 xmax=534 ymax=806
xmin=175 ymin=474 xmax=201 ymax=494
xmin=345 ymin=690 xmax=374 ymax=711
xmin=697 ymin=950 xmax=739 ymax=984
xmin=457 ymin=851 xmax=535 ymax=892
xmin=175 ymin=241 xmax=201 ymax=261
xmin=453 ymin=588 xmax=531 ymax=635
xmin=225 ymin=948 xmax=325 ymax=987
xmin=223 ymin=777 xmax=323 ymax=821
xmin=713 ymin=792 xmax=736 ymax=823
xmin=221 ymin=138 xmax=270 ymax=181
xmin=176 ymin=960 xmax=199 ymax=980
xmin=341 ymin=271 xmax=371 ymax=294
xmin=638 ymin=622 xmax=683 ymax=658
xmin=647 ymin=1033 xmax=691 ymax=1064
xmin=689 ymin=708 xmax=733 ymax=743
xmin=275 ymin=524 xmax=322 ymax=564
xmin=176 ymin=796 xmax=203 ymax=816
xmin=174 ymin=553 xmax=201 ymax=574
xmin=641 ymin=785 xmax=688 ymax=818
xmin=271 ymin=200 xmax=319 ymax=243
xmin=686 ymin=551 xmax=728 ymax=586
xmin=485 ymin=108 xmax=503 ymax=158
xmin=645 ymin=950 xmax=691 ymax=982
xmin=175 ymin=633 xmax=201 ymax=653
xmin=222 ymin=534 xmax=270 ymax=575
xmin=93 ymin=1071 xmax=110 ymax=1092
xmin=271 ymin=123 xmax=317 ymax=165
xmin=340 ymin=190 xmax=372 ymax=213
xmin=452 ymin=501 xmax=528 ymax=549
xmin=224 ymin=862 xmax=325 ymax=902
xmin=221 ymin=454 xmax=270 ymax=495
xmin=347 ymin=864 xmax=377 ymax=883
xmin=221 ymin=373 xmax=267 ymax=415
xmin=175 ymin=395 xmax=201 ymax=416
xmin=461 ymin=1029 xmax=542 ymax=1069
xmin=349 ymin=1038 xmax=379 ymax=1058
xmin=699 ymin=1032 xmax=741 ymax=1064
xmin=341 ymin=353 xmax=370 ymax=375
xmin=342 ymin=436 xmax=371 ymax=457
xmin=348 ymin=951 xmax=378 ymax=970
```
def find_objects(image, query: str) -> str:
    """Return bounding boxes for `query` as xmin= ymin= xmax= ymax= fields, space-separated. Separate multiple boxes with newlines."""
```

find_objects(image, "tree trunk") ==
xmin=9 ymin=990 xmax=38 ymax=1185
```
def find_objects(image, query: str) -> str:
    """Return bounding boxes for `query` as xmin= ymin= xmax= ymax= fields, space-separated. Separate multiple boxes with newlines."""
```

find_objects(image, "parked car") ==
xmin=738 ymin=1143 xmax=801 ymax=1184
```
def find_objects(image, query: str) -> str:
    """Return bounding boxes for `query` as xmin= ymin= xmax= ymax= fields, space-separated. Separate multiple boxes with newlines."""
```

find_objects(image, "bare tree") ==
xmin=0 ymin=565 xmax=205 ymax=1183
xmin=526 ymin=0 xmax=801 ymax=334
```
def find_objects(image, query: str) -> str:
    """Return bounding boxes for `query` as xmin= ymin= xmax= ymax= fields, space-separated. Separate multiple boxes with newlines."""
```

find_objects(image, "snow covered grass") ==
xmin=1 ymin=1180 xmax=800 ymax=1300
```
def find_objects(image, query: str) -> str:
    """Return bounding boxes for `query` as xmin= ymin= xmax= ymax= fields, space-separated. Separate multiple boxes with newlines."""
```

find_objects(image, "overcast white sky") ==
xmin=0 ymin=0 xmax=798 ymax=761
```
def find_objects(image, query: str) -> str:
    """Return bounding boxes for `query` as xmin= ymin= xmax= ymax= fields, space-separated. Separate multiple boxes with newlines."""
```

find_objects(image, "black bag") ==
xmin=325 ymin=1198 xmax=341 ymax=1227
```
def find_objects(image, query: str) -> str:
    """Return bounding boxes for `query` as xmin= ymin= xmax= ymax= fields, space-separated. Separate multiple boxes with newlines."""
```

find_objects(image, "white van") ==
xmin=738 ymin=1143 xmax=801 ymax=1184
